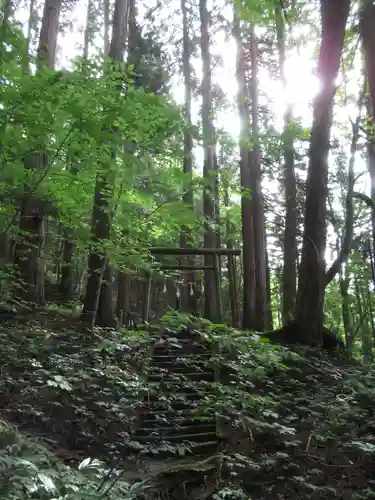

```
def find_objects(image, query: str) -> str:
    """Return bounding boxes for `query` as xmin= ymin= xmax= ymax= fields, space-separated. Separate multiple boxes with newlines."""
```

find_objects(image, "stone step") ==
xmin=135 ymin=332 xmax=218 ymax=460
xmin=133 ymin=431 xmax=217 ymax=444
xmin=135 ymin=423 xmax=217 ymax=437
xmin=151 ymin=352 xmax=212 ymax=363
xmin=149 ymin=360 xmax=210 ymax=372
xmin=146 ymin=390 xmax=204 ymax=402
xmin=144 ymin=398 xmax=207 ymax=411
xmin=148 ymin=371 xmax=214 ymax=383
xmin=153 ymin=344 xmax=211 ymax=355
xmin=146 ymin=379 xmax=211 ymax=393
xmin=146 ymin=405 xmax=215 ymax=416
xmin=134 ymin=440 xmax=219 ymax=458
xmin=142 ymin=414 xmax=216 ymax=428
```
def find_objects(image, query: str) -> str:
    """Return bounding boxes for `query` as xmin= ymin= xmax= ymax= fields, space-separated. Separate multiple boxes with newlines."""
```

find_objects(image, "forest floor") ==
xmin=0 ymin=308 xmax=375 ymax=499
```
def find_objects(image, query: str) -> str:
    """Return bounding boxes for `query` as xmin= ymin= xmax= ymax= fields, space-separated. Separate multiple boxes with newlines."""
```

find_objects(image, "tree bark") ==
xmin=339 ymin=268 xmax=352 ymax=351
xmin=224 ymin=174 xmax=239 ymax=327
xmin=1 ymin=0 xmax=12 ymax=26
xmin=233 ymin=8 xmax=256 ymax=329
xmin=295 ymin=0 xmax=350 ymax=345
xmin=14 ymin=0 xmax=62 ymax=307
xmin=324 ymin=104 xmax=362 ymax=287
xmin=180 ymin=0 xmax=197 ymax=314
xmin=60 ymin=12 xmax=96 ymax=303
xmin=59 ymin=233 xmax=74 ymax=301
xmin=81 ymin=0 xmax=130 ymax=328
xmin=96 ymin=263 xmax=117 ymax=326
xmin=360 ymin=4 xmax=375 ymax=251
xmin=247 ymin=25 xmax=268 ymax=331
xmin=275 ymin=5 xmax=297 ymax=322
xmin=265 ymin=248 xmax=273 ymax=330
xmin=116 ymin=270 xmax=130 ymax=325
xmin=37 ymin=0 xmax=62 ymax=69
xmin=0 ymin=234 xmax=11 ymax=262
xmin=199 ymin=0 xmax=218 ymax=321
xmin=103 ymin=0 xmax=110 ymax=56
xmin=83 ymin=0 xmax=94 ymax=59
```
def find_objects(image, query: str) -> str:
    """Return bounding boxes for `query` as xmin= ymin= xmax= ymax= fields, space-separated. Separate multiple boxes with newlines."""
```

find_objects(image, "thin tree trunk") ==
xmin=360 ymin=2 xmax=375 ymax=249
xmin=103 ymin=0 xmax=110 ymax=56
xmin=224 ymin=175 xmax=239 ymax=327
xmin=324 ymin=108 xmax=359 ymax=286
xmin=295 ymin=0 xmax=350 ymax=345
xmin=96 ymin=263 xmax=116 ymax=326
xmin=200 ymin=0 xmax=218 ymax=321
xmin=83 ymin=0 xmax=94 ymax=59
xmin=26 ymin=0 xmax=36 ymax=55
xmin=339 ymin=268 xmax=352 ymax=351
xmin=355 ymin=276 xmax=373 ymax=364
xmin=14 ymin=0 xmax=63 ymax=307
xmin=1 ymin=0 xmax=11 ymax=25
xmin=81 ymin=0 xmax=130 ymax=328
xmin=59 ymin=233 xmax=74 ymax=298
xmin=179 ymin=0 xmax=197 ymax=314
xmin=265 ymin=248 xmax=273 ymax=330
xmin=233 ymin=8 xmax=256 ymax=329
xmin=60 ymin=8 xmax=97 ymax=302
xmin=248 ymin=25 xmax=268 ymax=331
xmin=116 ymin=270 xmax=130 ymax=324
xmin=275 ymin=5 xmax=297 ymax=322
xmin=0 ymin=234 xmax=10 ymax=262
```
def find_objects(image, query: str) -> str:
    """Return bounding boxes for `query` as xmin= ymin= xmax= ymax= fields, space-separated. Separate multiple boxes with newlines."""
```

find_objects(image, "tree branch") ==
xmin=324 ymin=94 xmax=364 ymax=287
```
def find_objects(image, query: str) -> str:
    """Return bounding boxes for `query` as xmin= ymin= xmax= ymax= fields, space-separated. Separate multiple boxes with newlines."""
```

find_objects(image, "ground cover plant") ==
xmin=1 ymin=313 xmax=375 ymax=498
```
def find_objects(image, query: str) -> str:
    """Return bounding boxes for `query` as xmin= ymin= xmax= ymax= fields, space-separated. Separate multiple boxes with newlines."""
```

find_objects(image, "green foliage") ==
xmin=0 ymin=420 xmax=149 ymax=499
xmin=0 ymin=22 xmax=205 ymax=281
xmin=1 ymin=315 xmax=375 ymax=498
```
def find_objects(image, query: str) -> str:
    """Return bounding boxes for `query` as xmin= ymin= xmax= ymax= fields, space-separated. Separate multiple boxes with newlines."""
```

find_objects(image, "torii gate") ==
xmin=145 ymin=247 xmax=241 ymax=326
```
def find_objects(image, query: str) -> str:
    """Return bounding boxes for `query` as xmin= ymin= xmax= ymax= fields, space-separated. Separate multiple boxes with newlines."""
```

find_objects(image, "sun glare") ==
xmin=284 ymin=53 xmax=319 ymax=116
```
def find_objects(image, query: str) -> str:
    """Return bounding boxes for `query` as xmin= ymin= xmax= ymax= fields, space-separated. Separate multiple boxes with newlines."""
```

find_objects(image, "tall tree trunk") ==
xmin=247 ymin=26 xmax=268 ymax=331
xmin=103 ymin=0 xmax=110 ymax=56
xmin=340 ymin=267 xmax=352 ymax=351
xmin=179 ymin=0 xmax=197 ymax=314
xmin=265 ymin=248 xmax=273 ymax=330
xmin=365 ymin=100 xmax=375 ymax=250
xmin=295 ymin=0 xmax=350 ymax=345
xmin=26 ymin=0 xmax=37 ymax=55
xmin=59 ymin=235 xmax=74 ymax=300
xmin=199 ymin=0 xmax=218 ymax=321
xmin=224 ymin=171 xmax=239 ymax=327
xmin=0 ymin=233 xmax=10 ymax=262
xmin=233 ymin=8 xmax=256 ymax=329
xmin=355 ymin=275 xmax=373 ymax=364
xmin=81 ymin=0 xmax=130 ymax=328
xmin=60 ymin=6 xmax=98 ymax=303
xmin=127 ymin=0 xmax=136 ymax=64
xmin=116 ymin=270 xmax=130 ymax=324
xmin=108 ymin=0 xmax=137 ymax=325
xmin=1 ymin=0 xmax=11 ymax=25
xmin=14 ymin=0 xmax=63 ymax=307
xmin=360 ymin=4 xmax=375 ymax=250
xmin=37 ymin=0 xmax=61 ymax=68
xmin=96 ymin=263 xmax=116 ymax=325
xmin=83 ymin=0 xmax=94 ymax=59
xmin=275 ymin=5 xmax=297 ymax=322
xmin=214 ymin=154 xmax=221 ymax=251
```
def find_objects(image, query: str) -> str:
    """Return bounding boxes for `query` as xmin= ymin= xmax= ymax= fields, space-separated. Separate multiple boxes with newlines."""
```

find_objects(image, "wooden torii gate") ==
xmin=145 ymin=247 xmax=241 ymax=326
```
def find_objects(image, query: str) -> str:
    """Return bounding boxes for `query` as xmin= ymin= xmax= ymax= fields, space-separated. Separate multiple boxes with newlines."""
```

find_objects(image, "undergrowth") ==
xmin=0 ymin=419 xmax=149 ymax=499
xmin=0 ymin=311 xmax=375 ymax=498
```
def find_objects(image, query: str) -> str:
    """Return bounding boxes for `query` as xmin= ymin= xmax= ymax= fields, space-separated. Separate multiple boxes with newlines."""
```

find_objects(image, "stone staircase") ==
xmin=132 ymin=329 xmax=219 ymax=458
